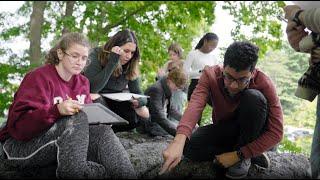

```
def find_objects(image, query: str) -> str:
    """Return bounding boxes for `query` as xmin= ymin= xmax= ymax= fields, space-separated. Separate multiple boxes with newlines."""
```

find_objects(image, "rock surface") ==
xmin=0 ymin=131 xmax=312 ymax=179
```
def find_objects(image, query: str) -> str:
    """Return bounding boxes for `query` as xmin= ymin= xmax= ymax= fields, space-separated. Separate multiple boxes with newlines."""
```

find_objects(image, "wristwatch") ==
xmin=237 ymin=150 xmax=245 ymax=161
xmin=292 ymin=9 xmax=304 ymax=26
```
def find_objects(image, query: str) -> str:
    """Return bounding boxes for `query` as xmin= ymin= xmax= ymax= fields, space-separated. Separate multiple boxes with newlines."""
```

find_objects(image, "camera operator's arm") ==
xmin=284 ymin=6 xmax=320 ymax=52
xmin=284 ymin=5 xmax=320 ymax=33
xmin=284 ymin=5 xmax=308 ymax=51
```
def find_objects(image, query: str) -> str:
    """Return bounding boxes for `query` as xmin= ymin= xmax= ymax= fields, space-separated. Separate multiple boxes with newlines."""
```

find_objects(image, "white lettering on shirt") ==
xmin=53 ymin=96 xmax=63 ymax=105
xmin=53 ymin=94 xmax=86 ymax=105
xmin=76 ymin=94 xmax=86 ymax=104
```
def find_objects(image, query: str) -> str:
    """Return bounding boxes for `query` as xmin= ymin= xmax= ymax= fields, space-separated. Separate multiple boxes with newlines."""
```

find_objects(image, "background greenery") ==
xmin=0 ymin=1 xmax=315 ymax=156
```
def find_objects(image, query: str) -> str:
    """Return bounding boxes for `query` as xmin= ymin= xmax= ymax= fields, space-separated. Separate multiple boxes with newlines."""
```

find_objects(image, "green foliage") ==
xmin=0 ymin=116 xmax=5 ymax=124
xmin=257 ymin=43 xmax=309 ymax=116
xmin=222 ymin=1 xmax=285 ymax=57
xmin=0 ymin=1 xmax=217 ymax=114
xmin=0 ymin=49 xmax=31 ymax=117
xmin=278 ymin=135 xmax=312 ymax=157
xmin=278 ymin=135 xmax=302 ymax=154
xmin=199 ymin=105 xmax=212 ymax=126
xmin=285 ymin=100 xmax=316 ymax=129
xmin=295 ymin=135 xmax=312 ymax=156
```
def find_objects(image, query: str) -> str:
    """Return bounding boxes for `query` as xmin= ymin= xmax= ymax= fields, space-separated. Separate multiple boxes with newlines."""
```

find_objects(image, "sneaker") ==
xmin=225 ymin=159 xmax=251 ymax=179
xmin=251 ymin=152 xmax=270 ymax=169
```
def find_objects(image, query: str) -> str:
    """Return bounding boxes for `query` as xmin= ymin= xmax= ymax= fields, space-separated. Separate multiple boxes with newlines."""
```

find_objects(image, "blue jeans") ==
xmin=311 ymin=95 xmax=320 ymax=178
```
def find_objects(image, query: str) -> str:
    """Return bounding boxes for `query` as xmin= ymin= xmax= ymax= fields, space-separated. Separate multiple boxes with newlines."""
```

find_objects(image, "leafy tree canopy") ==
xmin=0 ymin=1 xmax=286 ymax=116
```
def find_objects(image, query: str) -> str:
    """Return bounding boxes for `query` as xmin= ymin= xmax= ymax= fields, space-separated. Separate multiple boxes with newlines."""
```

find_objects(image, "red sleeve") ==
xmin=176 ymin=67 xmax=211 ymax=139
xmin=241 ymin=73 xmax=284 ymax=158
xmin=7 ymin=72 xmax=61 ymax=141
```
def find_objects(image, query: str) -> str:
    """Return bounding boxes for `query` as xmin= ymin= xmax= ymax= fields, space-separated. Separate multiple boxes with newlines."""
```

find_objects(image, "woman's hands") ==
xmin=90 ymin=93 xmax=101 ymax=101
xmin=57 ymin=98 xmax=83 ymax=116
xmin=111 ymin=46 xmax=124 ymax=55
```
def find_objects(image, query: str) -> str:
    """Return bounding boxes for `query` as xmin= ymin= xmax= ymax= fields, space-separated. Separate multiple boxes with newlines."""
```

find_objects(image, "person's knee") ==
xmin=135 ymin=106 xmax=150 ymax=119
xmin=240 ymin=89 xmax=267 ymax=108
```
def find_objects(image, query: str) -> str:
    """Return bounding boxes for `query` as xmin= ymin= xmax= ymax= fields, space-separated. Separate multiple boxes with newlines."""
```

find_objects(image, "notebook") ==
xmin=81 ymin=103 xmax=129 ymax=125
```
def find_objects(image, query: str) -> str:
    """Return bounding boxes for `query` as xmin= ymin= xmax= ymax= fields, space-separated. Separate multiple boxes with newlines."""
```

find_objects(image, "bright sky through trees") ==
xmin=0 ymin=1 xmax=294 ymax=60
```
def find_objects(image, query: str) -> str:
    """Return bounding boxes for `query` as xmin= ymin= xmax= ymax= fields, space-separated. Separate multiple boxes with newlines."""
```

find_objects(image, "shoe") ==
xmin=225 ymin=159 xmax=251 ymax=179
xmin=251 ymin=152 xmax=270 ymax=169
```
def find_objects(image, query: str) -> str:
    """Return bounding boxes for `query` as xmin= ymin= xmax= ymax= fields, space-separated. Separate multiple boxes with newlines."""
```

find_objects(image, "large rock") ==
xmin=117 ymin=131 xmax=312 ymax=179
xmin=0 ymin=131 xmax=312 ymax=179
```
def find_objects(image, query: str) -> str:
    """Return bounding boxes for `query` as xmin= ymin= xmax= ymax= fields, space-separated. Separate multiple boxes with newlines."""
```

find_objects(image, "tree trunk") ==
xmin=62 ymin=1 xmax=76 ymax=35
xmin=29 ymin=1 xmax=46 ymax=66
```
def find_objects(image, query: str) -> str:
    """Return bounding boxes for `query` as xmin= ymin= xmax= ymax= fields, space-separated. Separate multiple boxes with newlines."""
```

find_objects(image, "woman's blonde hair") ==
xmin=98 ymin=29 xmax=140 ymax=80
xmin=45 ymin=32 xmax=90 ymax=65
xmin=168 ymin=42 xmax=183 ymax=59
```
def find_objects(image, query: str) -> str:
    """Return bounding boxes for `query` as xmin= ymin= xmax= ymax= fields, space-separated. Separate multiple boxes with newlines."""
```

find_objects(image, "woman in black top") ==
xmin=84 ymin=29 xmax=149 ymax=132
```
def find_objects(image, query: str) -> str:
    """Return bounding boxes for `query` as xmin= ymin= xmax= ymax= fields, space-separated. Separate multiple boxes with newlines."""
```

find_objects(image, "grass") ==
xmin=0 ymin=117 xmax=5 ymax=125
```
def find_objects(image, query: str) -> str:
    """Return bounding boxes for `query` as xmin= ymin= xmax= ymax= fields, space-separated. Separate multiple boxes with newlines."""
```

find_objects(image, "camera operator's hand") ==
xmin=284 ymin=5 xmax=301 ymax=20
xmin=283 ymin=5 xmax=309 ymax=52
xmin=286 ymin=20 xmax=308 ymax=52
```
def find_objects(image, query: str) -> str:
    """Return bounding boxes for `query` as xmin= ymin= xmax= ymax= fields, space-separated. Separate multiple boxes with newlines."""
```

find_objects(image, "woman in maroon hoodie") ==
xmin=0 ymin=33 xmax=136 ymax=179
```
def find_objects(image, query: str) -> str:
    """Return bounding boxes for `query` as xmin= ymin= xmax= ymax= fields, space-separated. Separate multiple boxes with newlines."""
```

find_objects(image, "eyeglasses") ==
xmin=63 ymin=51 xmax=90 ymax=65
xmin=222 ymin=71 xmax=251 ymax=86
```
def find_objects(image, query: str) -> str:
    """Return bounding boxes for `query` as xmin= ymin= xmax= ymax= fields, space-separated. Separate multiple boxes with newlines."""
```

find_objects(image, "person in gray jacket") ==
xmin=144 ymin=68 xmax=187 ymax=136
xmin=83 ymin=29 xmax=150 ymax=132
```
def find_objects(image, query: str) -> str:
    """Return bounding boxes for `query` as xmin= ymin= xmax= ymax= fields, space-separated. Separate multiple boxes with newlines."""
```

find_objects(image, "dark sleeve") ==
xmin=128 ymin=77 xmax=147 ymax=107
xmin=147 ymin=86 xmax=177 ymax=136
xmin=83 ymin=49 xmax=119 ymax=93
xmin=168 ymin=106 xmax=182 ymax=121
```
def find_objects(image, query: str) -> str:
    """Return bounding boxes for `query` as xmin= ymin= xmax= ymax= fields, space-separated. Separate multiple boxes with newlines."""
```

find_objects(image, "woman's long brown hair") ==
xmin=98 ymin=29 xmax=140 ymax=80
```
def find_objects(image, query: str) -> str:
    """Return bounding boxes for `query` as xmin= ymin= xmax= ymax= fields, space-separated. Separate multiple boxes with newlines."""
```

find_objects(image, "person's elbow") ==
xmin=8 ymin=127 xmax=34 ymax=141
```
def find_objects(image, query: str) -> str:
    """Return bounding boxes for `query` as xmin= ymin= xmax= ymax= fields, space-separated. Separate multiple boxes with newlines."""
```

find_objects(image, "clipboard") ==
xmin=81 ymin=103 xmax=129 ymax=125
xmin=101 ymin=92 xmax=149 ymax=102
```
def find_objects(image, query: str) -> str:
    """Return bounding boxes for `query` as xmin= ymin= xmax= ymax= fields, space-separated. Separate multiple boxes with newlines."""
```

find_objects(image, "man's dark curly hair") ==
xmin=223 ymin=41 xmax=259 ymax=72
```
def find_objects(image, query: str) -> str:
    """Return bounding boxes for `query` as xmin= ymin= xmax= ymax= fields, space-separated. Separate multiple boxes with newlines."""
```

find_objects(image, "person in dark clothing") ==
xmin=160 ymin=41 xmax=283 ymax=179
xmin=0 ymin=33 xmax=137 ymax=179
xmin=83 ymin=29 xmax=150 ymax=132
xmin=144 ymin=68 xmax=187 ymax=137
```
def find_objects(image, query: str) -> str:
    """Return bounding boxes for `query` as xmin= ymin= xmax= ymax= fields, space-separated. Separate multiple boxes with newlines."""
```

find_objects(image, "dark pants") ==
xmin=1 ymin=112 xmax=136 ymax=179
xmin=187 ymin=79 xmax=199 ymax=101
xmin=183 ymin=89 xmax=268 ymax=161
xmin=94 ymin=96 xmax=139 ymax=132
